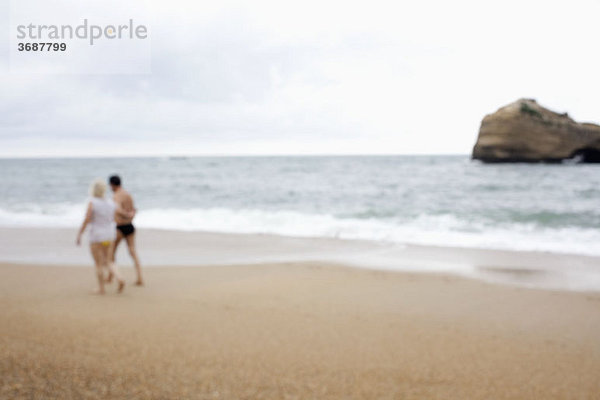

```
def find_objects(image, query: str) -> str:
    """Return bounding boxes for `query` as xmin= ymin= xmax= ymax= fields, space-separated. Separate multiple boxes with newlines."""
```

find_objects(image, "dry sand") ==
xmin=1 ymin=262 xmax=599 ymax=399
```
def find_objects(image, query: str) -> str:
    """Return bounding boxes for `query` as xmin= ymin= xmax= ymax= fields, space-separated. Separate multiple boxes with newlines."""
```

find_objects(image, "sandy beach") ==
xmin=5 ymin=0 xmax=600 ymax=396
xmin=1 ymin=230 xmax=600 ymax=399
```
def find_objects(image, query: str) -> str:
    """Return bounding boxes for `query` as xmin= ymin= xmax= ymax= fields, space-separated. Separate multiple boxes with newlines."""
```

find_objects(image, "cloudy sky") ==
xmin=1 ymin=0 xmax=599 ymax=157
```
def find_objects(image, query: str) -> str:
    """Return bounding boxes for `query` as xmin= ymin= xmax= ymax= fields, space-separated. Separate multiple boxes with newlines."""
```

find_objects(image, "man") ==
xmin=108 ymin=175 xmax=144 ymax=286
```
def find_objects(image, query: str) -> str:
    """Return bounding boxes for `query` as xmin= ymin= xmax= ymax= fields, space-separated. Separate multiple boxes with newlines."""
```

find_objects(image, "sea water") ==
xmin=1 ymin=155 xmax=599 ymax=256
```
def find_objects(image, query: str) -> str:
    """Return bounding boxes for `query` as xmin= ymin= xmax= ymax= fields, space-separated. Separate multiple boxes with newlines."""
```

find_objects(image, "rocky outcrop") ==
xmin=472 ymin=99 xmax=600 ymax=163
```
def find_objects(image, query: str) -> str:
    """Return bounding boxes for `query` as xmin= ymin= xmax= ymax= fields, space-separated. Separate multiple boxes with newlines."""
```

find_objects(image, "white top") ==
xmin=88 ymin=197 xmax=116 ymax=243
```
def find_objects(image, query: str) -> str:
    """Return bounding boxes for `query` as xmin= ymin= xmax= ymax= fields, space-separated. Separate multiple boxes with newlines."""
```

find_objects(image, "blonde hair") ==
xmin=90 ymin=178 xmax=107 ymax=198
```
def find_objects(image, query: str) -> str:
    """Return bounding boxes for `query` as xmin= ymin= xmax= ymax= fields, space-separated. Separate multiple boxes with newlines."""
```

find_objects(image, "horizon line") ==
xmin=0 ymin=152 xmax=472 ymax=160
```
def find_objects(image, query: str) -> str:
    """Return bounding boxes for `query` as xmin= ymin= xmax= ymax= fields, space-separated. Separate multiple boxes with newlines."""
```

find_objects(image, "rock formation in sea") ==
xmin=472 ymin=99 xmax=600 ymax=163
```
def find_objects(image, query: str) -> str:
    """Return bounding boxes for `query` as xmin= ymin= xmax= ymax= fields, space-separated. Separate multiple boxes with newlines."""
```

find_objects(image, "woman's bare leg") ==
xmin=104 ymin=243 xmax=125 ymax=293
xmin=90 ymin=243 xmax=106 ymax=294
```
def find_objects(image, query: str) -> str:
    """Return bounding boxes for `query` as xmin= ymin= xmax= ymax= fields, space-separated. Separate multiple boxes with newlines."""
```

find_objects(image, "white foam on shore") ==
xmin=0 ymin=203 xmax=82 ymax=228
xmin=1 ymin=205 xmax=600 ymax=257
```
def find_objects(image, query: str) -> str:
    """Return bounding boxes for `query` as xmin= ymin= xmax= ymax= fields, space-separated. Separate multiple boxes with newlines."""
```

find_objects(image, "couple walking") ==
xmin=76 ymin=175 xmax=143 ymax=294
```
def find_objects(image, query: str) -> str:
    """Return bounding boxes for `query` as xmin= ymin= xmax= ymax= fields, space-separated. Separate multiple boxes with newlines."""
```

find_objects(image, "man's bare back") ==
xmin=113 ymin=189 xmax=135 ymax=225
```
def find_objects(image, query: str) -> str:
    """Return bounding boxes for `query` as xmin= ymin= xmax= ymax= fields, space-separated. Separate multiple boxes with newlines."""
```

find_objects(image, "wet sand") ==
xmin=2 ymin=227 xmax=600 ymax=291
xmin=1 ymin=262 xmax=599 ymax=399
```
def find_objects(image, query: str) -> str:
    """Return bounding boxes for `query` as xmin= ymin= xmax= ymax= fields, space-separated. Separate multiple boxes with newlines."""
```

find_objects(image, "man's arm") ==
xmin=115 ymin=205 xmax=135 ymax=219
xmin=129 ymin=194 xmax=137 ymax=219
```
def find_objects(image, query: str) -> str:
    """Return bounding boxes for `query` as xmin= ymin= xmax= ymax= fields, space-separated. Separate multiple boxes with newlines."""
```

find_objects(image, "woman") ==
xmin=76 ymin=178 xmax=127 ymax=294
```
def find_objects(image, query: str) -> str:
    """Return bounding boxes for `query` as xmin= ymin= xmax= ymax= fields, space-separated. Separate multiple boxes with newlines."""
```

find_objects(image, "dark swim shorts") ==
xmin=117 ymin=223 xmax=135 ymax=237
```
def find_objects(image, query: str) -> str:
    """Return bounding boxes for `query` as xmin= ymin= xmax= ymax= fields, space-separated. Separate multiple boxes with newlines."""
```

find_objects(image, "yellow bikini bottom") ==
xmin=100 ymin=240 xmax=111 ymax=247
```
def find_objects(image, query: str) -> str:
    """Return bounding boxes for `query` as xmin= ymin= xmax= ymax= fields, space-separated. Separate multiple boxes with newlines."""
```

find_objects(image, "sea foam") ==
xmin=2 ymin=205 xmax=600 ymax=257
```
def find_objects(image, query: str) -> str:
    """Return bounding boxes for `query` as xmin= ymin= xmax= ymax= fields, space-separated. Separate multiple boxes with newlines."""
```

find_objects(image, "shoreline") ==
xmin=1 ymin=227 xmax=600 ymax=292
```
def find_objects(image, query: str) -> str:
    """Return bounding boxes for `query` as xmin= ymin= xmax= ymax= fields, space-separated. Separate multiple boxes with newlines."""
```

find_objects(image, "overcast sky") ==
xmin=1 ymin=0 xmax=599 ymax=157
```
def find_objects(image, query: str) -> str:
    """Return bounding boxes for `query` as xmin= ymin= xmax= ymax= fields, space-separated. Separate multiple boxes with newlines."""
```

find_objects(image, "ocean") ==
xmin=1 ymin=155 xmax=600 ymax=256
